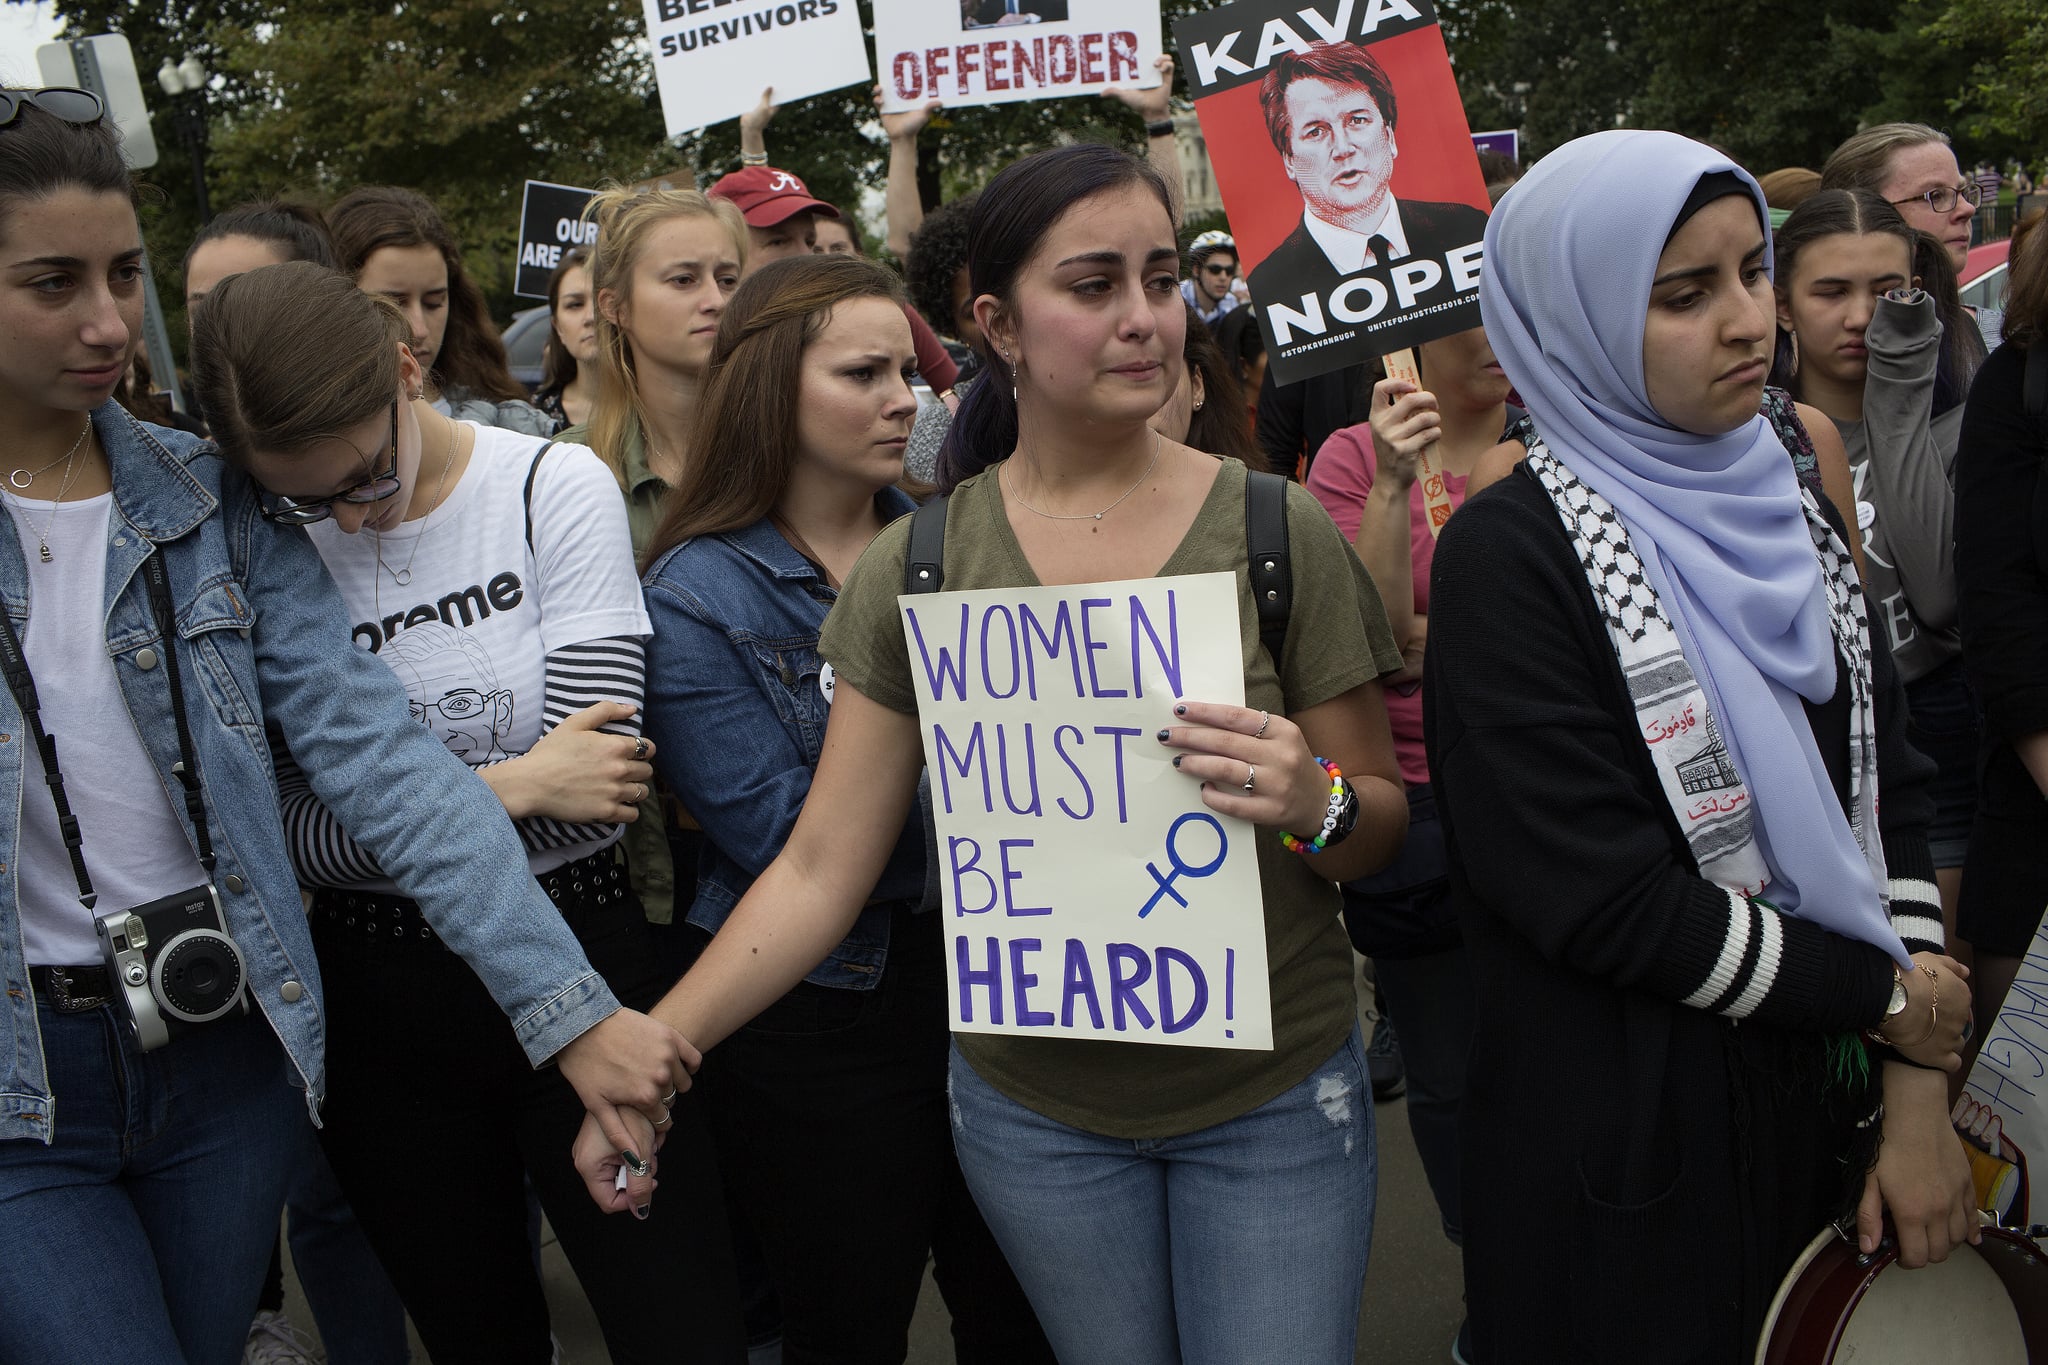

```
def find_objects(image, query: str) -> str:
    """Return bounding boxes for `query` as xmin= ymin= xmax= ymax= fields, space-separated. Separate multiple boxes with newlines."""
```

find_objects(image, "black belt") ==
xmin=312 ymin=846 xmax=633 ymax=950
xmin=30 ymin=964 xmax=116 ymax=1012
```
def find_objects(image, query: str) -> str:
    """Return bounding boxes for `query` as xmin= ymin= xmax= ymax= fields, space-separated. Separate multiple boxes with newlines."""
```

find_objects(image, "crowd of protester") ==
xmin=0 ymin=51 xmax=2042 ymax=1365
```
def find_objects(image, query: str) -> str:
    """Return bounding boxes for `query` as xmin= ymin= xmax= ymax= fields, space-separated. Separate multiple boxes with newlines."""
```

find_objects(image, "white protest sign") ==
xmin=641 ymin=0 xmax=872 ymax=136
xmin=874 ymin=0 xmax=1164 ymax=113
xmin=898 ymin=571 xmax=1271 ymax=1050
xmin=1955 ymin=923 xmax=2048 ymax=1227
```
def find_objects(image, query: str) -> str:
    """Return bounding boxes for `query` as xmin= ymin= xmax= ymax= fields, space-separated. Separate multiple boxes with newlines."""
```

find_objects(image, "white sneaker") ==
xmin=244 ymin=1308 xmax=325 ymax=1364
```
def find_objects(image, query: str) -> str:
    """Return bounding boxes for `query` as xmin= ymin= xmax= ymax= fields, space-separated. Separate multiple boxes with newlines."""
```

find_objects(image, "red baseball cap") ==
xmin=706 ymin=166 xmax=842 ymax=227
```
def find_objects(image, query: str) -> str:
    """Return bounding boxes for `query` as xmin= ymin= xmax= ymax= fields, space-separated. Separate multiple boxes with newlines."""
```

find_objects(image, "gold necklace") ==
xmin=375 ymin=416 xmax=457 ymax=588
xmin=8 ymin=416 xmax=92 ymax=489
xmin=1002 ymin=430 xmax=1161 ymax=521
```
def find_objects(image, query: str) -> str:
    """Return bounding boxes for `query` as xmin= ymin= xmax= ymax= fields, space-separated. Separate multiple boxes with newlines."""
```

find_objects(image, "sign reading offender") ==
xmin=875 ymin=0 xmax=1165 ymax=113
xmin=1175 ymin=0 xmax=1488 ymax=386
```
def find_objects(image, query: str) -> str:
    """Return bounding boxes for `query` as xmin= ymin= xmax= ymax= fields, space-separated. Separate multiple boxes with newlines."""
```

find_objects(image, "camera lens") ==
xmin=152 ymin=931 xmax=247 ymax=1023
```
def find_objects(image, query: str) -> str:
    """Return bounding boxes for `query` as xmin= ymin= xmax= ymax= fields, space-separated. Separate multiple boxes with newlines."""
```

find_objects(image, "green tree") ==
xmin=1924 ymin=0 xmax=2048 ymax=161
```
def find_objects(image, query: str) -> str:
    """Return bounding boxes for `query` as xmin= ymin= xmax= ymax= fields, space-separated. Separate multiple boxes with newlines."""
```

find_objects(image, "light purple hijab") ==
xmin=1480 ymin=129 xmax=1900 ymax=960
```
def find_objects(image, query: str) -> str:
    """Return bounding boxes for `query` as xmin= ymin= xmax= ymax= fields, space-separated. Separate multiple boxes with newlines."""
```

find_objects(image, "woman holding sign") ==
xmin=637 ymin=251 xmax=1050 ymax=1365
xmin=580 ymin=144 xmax=1410 ymax=1362
xmin=1426 ymin=131 xmax=1976 ymax=1362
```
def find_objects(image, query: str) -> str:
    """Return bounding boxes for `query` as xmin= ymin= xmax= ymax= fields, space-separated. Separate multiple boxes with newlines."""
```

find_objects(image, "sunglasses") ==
xmin=0 ymin=88 xmax=105 ymax=129
xmin=1201 ymin=262 xmax=1235 ymax=275
xmin=256 ymin=404 xmax=403 ymax=526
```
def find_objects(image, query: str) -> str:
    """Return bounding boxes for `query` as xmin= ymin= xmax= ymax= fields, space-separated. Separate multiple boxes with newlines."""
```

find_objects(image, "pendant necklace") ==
xmin=375 ymin=416 xmax=457 ymax=589
xmin=8 ymin=415 xmax=92 ymax=489
xmin=5 ymin=422 xmax=91 ymax=563
xmin=1002 ymin=430 xmax=1161 ymax=522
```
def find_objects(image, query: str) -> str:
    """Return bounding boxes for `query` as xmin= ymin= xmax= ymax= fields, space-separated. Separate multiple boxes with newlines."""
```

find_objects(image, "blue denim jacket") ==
xmin=642 ymin=496 xmax=926 ymax=990
xmin=0 ymin=406 xmax=622 ymax=1144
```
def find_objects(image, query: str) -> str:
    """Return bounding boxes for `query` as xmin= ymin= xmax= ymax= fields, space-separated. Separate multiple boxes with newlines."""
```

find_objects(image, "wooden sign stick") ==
xmin=1382 ymin=347 xmax=1455 ymax=540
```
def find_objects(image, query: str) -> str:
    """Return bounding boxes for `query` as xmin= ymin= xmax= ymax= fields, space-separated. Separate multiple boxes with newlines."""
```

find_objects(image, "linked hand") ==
xmin=555 ymin=1007 xmax=696 ymax=1173
xmin=508 ymin=702 xmax=655 ymax=824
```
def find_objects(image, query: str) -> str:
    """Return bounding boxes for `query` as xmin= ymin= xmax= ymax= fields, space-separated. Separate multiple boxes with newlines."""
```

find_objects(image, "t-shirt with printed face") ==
xmin=820 ymin=456 xmax=1403 ymax=1139
xmin=308 ymin=423 xmax=649 ymax=891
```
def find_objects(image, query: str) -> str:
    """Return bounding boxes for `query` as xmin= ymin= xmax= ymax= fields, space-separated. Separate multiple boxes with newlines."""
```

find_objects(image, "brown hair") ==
xmin=1820 ymin=124 xmax=1951 ymax=197
xmin=540 ymin=246 xmax=592 ymax=395
xmin=328 ymin=185 xmax=524 ymax=404
xmin=582 ymin=183 xmax=748 ymax=489
xmin=2004 ymin=209 xmax=2048 ymax=349
xmin=189 ymin=260 xmax=409 ymax=468
xmin=1757 ymin=167 xmax=1821 ymax=212
xmin=1180 ymin=306 xmax=1257 ymax=465
xmin=1259 ymin=43 xmax=1398 ymax=156
xmin=642 ymin=254 xmax=905 ymax=569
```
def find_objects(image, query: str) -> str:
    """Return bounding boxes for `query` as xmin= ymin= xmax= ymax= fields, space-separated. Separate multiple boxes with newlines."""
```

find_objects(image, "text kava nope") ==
xmin=1187 ymin=0 xmax=1424 ymax=86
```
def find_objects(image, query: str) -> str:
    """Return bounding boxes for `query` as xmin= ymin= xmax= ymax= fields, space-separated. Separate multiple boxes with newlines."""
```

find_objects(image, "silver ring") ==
xmin=1253 ymin=710 xmax=1270 ymax=738
xmin=1242 ymin=764 xmax=1256 ymax=793
xmin=633 ymin=737 xmax=649 ymax=760
xmin=652 ymin=1110 xmax=675 ymax=1131
xmin=661 ymin=1089 xmax=680 ymax=1109
xmin=633 ymin=783 xmax=648 ymax=804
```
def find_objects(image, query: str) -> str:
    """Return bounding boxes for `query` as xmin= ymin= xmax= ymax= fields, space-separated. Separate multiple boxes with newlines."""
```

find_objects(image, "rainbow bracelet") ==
xmin=1280 ymin=757 xmax=1345 ymax=853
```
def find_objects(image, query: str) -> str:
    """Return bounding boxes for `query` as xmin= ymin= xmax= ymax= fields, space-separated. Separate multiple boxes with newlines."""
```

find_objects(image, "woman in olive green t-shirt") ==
xmin=576 ymin=145 xmax=1408 ymax=1362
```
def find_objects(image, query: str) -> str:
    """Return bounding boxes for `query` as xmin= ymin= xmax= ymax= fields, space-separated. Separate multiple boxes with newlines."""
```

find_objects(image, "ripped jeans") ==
xmin=946 ymin=1026 xmax=1375 ymax=1365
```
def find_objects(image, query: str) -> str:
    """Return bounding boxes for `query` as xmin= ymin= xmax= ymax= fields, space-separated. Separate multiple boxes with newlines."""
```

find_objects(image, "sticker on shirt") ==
xmin=819 ymin=661 xmax=836 ymax=705
xmin=385 ymin=622 xmax=516 ymax=764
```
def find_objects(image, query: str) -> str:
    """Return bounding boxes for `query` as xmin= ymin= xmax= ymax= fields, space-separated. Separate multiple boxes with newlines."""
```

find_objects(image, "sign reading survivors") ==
xmin=897 ymin=572 xmax=1272 ymax=1050
xmin=875 ymin=0 xmax=1166 ymax=112
xmin=642 ymin=0 xmax=872 ymax=135
xmin=1175 ymin=0 xmax=1489 ymax=385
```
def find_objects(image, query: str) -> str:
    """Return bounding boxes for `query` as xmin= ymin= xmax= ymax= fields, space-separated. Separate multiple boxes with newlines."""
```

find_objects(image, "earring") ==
xmin=1193 ymin=399 xmax=1204 ymax=411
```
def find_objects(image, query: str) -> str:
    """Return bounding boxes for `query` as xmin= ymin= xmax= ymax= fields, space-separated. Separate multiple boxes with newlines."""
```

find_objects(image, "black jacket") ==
xmin=1245 ymin=197 xmax=1488 ymax=318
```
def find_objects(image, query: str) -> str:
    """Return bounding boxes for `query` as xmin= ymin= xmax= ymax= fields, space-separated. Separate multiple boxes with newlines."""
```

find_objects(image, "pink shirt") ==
xmin=1306 ymin=424 xmax=1469 ymax=787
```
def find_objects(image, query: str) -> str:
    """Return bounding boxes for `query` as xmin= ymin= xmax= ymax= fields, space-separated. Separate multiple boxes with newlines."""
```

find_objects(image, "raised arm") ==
xmin=1104 ymin=55 xmax=1182 ymax=222
xmin=877 ymin=85 xmax=942 ymax=260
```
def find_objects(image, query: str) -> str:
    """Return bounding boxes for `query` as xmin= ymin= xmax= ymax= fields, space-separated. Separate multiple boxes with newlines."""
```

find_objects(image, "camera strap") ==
xmin=0 ymin=549 xmax=215 ymax=911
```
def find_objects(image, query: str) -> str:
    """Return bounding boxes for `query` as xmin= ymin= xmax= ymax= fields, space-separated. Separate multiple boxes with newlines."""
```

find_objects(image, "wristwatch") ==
xmin=1880 ymin=964 xmax=1909 ymax=1033
xmin=1323 ymin=780 xmax=1361 ymax=848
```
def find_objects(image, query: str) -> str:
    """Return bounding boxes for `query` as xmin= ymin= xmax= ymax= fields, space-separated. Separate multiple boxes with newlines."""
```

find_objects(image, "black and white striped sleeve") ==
xmin=514 ymin=635 xmax=646 ymax=852
xmin=270 ymin=729 xmax=388 ymax=888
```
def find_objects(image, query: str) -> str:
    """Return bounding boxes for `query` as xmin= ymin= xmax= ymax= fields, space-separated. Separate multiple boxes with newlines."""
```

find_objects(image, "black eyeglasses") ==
xmin=0 ymin=88 xmax=105 ymax=130
xmin=256 ymin=404 xmax=402 ymax=526
xmin=1888 ymin=183 xmax=1983 ymax=214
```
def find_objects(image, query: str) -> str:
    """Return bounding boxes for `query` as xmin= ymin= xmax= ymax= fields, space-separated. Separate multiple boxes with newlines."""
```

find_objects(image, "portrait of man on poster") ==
xmin=1245 ymin=41 xmax=1486 ymax=309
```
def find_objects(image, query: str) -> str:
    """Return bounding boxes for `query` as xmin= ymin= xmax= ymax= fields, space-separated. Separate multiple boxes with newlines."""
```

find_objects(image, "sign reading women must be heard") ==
xmin=642 ymin=0 xmax=871 ymax=135
xmin=875 ymin=0 xmax=1165 ymax=112
xmin=898 ymin=572 xmax=1272 ymax=1051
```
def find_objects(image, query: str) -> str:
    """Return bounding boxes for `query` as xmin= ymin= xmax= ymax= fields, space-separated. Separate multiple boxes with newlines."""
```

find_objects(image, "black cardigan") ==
xmin=1424 ymin=464 xmax=1943 ymax=1364
xmin=1955 ymin=340 xmax=2048 ymax=955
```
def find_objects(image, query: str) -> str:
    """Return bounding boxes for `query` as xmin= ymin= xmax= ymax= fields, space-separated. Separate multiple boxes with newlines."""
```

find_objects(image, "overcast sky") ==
xmin=0 ymin=4 xmax=65 ymax=87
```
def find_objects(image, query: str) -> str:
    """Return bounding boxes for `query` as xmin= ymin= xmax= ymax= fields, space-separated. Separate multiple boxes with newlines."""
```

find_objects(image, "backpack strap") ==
xmin=1245 ymin=469 xmax=1292 ymax=665
xmin=523 ymin=439 xmax=558 ymax=557
xmin=2025 ymin=343 xmax=2048 ymax=423
xmin=904 ymin=492 xmax=951 ymax=594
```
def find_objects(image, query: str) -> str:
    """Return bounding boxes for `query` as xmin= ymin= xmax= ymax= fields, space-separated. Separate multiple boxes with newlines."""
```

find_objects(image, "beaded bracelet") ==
xmin=1280 ymin=757 xmax=1345 ymax=853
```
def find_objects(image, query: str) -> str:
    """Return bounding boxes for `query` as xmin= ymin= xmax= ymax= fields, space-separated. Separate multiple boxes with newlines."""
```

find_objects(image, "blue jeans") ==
xmin=947 ymin=1026 xmax=1375 ymax=1365
xmin=0 ymin=1001 xmax=300 ymax=1365
xmin=282 ymin=1121 xmax=412 ymax=1365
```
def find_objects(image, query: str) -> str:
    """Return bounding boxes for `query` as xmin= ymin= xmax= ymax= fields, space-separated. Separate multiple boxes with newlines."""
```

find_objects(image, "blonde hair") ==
xmin=189 ymin=260 xmax=410 ymax=467
xmin=1821 ymin=124 xmax=1951 ymax=198
xmin=582 ymin=184 xmax=748 ymax=490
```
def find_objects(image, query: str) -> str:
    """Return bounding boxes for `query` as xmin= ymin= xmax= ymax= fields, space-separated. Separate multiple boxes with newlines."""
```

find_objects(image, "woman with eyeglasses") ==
xmin=0 ymin=92 xmax=694 ymax=1365
xmin=188 ymin=260 xmax=747 ymax=1364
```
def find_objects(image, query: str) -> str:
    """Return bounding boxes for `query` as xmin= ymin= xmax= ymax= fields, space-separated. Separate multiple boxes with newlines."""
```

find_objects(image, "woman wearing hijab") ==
xmin=1425 ymin=130 xmax=1977 ymax=1363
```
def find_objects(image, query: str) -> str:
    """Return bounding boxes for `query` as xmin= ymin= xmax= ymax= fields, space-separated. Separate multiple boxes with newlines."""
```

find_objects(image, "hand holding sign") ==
xmin=1157 ymin=700 xmax=1333 ymax=834
xmin=1367 ymin=376 xmax=1440 ymax=492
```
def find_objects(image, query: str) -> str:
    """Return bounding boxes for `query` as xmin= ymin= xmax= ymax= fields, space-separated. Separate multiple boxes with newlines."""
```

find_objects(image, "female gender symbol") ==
xmin=1138 ymin=811 xmax=1229 ymax=918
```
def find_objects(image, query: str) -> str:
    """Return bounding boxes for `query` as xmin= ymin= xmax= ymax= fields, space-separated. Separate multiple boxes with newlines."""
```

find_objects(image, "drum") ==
xmin=1757 ymin=1224 xmax=2048 ymax=1364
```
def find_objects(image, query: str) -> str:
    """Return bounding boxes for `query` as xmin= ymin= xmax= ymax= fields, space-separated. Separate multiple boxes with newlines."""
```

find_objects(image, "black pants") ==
xmin=687 ymin=905 xmax=1052 ymax=1365
xmin=313 ymin=853 xmax=746 ymax=1365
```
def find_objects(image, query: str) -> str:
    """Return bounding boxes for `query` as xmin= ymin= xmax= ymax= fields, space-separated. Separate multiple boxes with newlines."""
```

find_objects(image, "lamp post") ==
xmin=155 ymin=54 xmax=211 ymax=224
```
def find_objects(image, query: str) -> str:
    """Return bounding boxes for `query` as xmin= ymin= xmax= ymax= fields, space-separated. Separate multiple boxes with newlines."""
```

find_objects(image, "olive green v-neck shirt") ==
xmin=820 ymin=457 xmax=1403 ymax=1137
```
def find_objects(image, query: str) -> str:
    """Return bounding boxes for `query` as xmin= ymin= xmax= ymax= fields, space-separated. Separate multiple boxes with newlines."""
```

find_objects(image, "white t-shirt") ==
xmin=307 ymin=424 xmax=649 ymax=885
xmin=7 ymin=492 xmax=206 ymax=965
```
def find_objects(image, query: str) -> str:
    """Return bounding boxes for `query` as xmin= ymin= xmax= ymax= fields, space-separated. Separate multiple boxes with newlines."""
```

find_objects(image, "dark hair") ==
xmin=1259 ymin=43 xmax=1398 ymax=156
xmin=182 ymin=199 xmax=336 ymax=278
xmin=1475 ymin=149 xmax=1521 ymax=192
xmin=1181 ymin=307 xmax=1257 ymax=465
xmin=817 ymin=213 xmax=866 ymax=257
xmin=2005 ymin=209 xmax=2047 ymax=348
xmin=0 ymin=93 xmax=133 ymax=234
xmin=328 ymin=185 xmax=524 ymax=404
xmin=1772 ymin=188 xmax=1984 ymax=411
xmin=643 ymin=254 xmax=906 ymax=568
xmin=539 ymin=246 xmax=592 ymax=395
xmin=937 ymin=146 xmax=1177 ymax=492
xmin=906 ymin=191 xmax=978 ymax=340
xmin=189 ymin=261 xmax=411 ymax=470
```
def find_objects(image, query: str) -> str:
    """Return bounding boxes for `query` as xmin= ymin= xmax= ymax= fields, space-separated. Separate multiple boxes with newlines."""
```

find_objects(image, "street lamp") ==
xmin=156 ymin=54 xmax=211 ymax=224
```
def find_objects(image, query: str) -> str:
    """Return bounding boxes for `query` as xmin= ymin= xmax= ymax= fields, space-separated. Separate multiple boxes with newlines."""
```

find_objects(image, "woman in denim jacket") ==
xmin=637 ymin=254 xmax=1048 ymax=1363
xmin=0 ymin=96 xmax=692 ymax=1365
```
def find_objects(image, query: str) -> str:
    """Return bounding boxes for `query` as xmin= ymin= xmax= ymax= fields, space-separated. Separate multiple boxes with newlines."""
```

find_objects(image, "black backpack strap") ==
xmin=523 ymin=439 xmax=558 ymax=557
xmin=904 ymin=493 xmax=950 ymax=594
xmin=2025 ymin=343 xmax=2048 ymax=423
xmin=1245 ymin=469 xmax=1292 ymax=664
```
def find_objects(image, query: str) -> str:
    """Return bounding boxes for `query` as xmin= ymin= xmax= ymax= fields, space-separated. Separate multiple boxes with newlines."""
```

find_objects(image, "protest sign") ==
xmin=1954 ymin=921 xmax=2048 ymax=1227
xmin=1471 ymin=128 xmax=1519 ymax=164
xmin=875 ymin=0 xmax=1164 ymax=113
xmin=898 ymin=571 xmax=1272 ymax=1050
xmin=514 ymin=181 xmax=598 ymax=300
xmin=641 ymin=0 xmax=871 ymax=136
xmin=1174 ymin=0 xmax=1489 ymax=386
